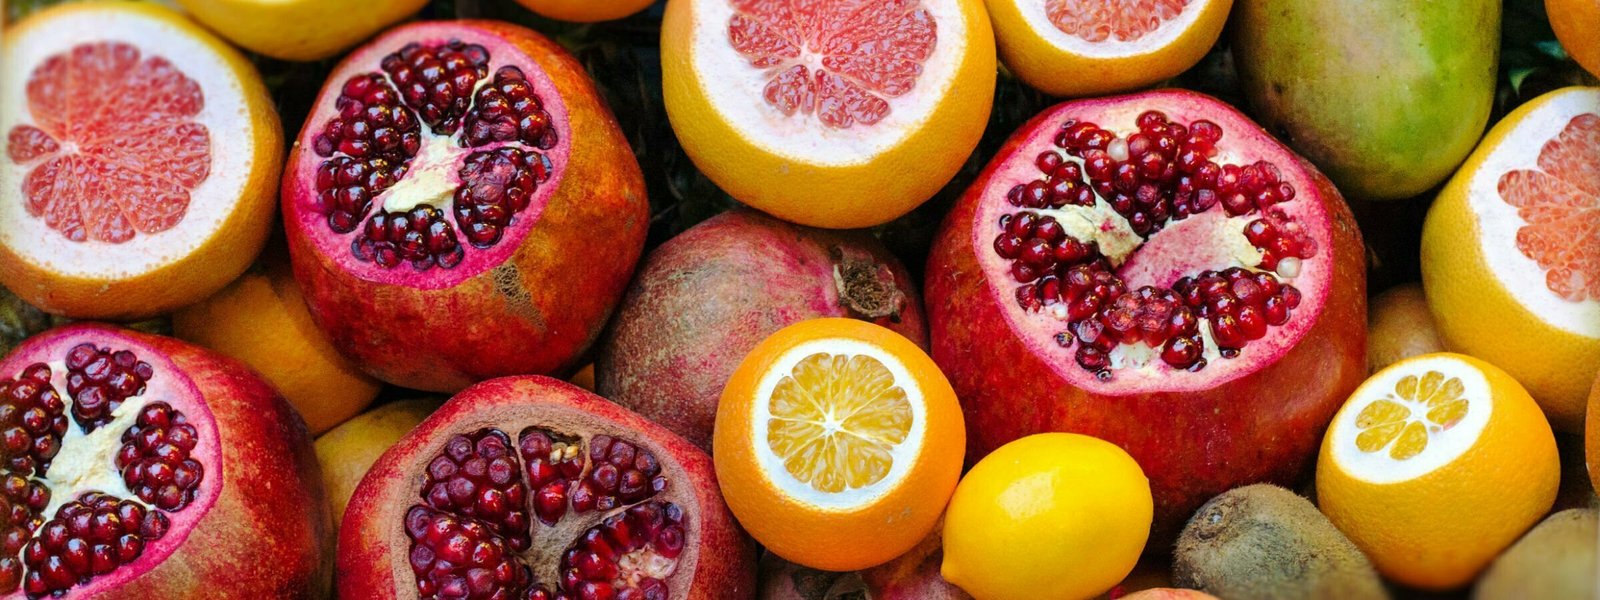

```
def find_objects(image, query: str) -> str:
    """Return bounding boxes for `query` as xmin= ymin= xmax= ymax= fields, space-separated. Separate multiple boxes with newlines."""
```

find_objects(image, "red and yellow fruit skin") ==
xmin=0 ymin=2 xmax=282 ymax=321
xmin=924 ymin=95 xmax=1367 ymax=541
xmin=985 ymin=0 xmax=1231 ymax=98
xmin=34 ymin=324 xmax=332 ymax=598
xmin=661 ymin=0 xmax=997 ymax=229
xmin=284 ymin=21 xmax=648 ymax=393
xmin=514 ymin=0 xmax=655 ymax=22
xmin=338 ymin=376 xmax=757 ymax=599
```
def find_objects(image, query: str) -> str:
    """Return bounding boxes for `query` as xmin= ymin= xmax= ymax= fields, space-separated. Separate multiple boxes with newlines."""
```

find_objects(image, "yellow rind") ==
xmin=176 ymin=0 xmax=428 ymax=62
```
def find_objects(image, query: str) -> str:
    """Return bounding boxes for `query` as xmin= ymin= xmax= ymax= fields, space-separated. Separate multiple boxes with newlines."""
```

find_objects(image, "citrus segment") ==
xmin=1046 ymin=0 xmax=1189 ymax=43
xmin=768 ymin=352 xmax=912 ymax=492
xmin=1352 ymin=371 xmax=1468 ymax=460
xmin=1496 ymin=113 xmax=1599 ymax=302
xmin=985 ymin=0 xmax=1226 ymax=97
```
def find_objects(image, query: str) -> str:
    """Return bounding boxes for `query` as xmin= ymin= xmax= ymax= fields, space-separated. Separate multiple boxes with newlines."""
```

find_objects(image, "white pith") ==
xmin=36 ymin=360 xmax=142 ymax=519
xmin=1464 ymin=87 xmax=1600 ymax=338
xmin=747 ymin=338 xmax=927 ymax=511
xmin=686 ymin=0 xmax=970 ymax=165
xmin=1327 ymin=355 xmax=1493 ymax=485
xmin=0 ymin=7 xmax=258 ymax=279
xmin=973 ymin=97 xmax=1331 ymax=393
xmin=380 ymin=132 xmax=471 ymax=214
xmin=1008 ymin=0 xmax=1209 ymax=58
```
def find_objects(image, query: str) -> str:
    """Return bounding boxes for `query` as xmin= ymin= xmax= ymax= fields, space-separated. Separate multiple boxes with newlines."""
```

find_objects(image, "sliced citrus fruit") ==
xmin=514 ymin=0 xmax=656 ymax=22
xmin=175 ymin=0 xmax=429 ymax=61
xmin=984 ymin=0 xmax=1230 ymax=97
xmin=662 ymin=0 xmax=996 ymax=229
xmin=0 ymin=2 xmax=282 ymax=319
xmin=1317 ymin=353 xmax=1559 ymax=590
xmin=714 ymin=318 xmax=964 ymax=571
xmin=1421 ymin=86 xmax=1600 ymax=432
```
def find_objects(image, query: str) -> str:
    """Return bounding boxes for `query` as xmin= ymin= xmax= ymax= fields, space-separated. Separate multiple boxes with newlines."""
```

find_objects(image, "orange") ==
xmin=984 ymin=0 xmax=1230 ymax=97
xmin=941 ymin=433 xmax=1152 ymax=600
xmin=315 ymin=398 xmax=441 ymax=530
xmin=174 ymin=254 xmax=382 ymax=435
xmin=1317 ymin=353 xmax=1560 ymax=590
xmin=1587 ymin=371 xmax=1599 ymax=494
xmin=175 ymin=0 xmax=429 ymax=62
xmin=568 ymin=363 xmax=596 ymax=391
xmin=713 ymin=318 xmax=964 ymax=571
xmin=1420 ymin=86 xmax=1600 ymax=432
xmin=514 ymin=0 xmax=655 ymax=22
xmin=1548 ymin=0 xmax=1600 ymax=79
xmin=0 ymin=1 xmax=282 ymax=320
xmin=662 ymin=0 xmax=996 ymax=229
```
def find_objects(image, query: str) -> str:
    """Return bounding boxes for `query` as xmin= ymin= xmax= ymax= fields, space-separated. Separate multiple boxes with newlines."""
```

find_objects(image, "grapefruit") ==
xmin=175 ymin=0 xmax=429 ymax=61
xmin=1421 ymin=86 xmax=1600 ymax=432
xmin=515 ymin=0 xmax=656 ymax=22
xmin=985 ymin=0 xmax=1230 ymax=97
xmin=662 ymin=0 xmax=996 ymax=229
xmin=0 ymin=2 xmax=282 ymax=320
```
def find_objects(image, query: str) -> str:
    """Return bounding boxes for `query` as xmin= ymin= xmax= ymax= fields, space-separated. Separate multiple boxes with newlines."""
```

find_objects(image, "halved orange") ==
xmin=0 ymin=2 xmax=282 ymax=319
xmin=1317 ymin=353 xmax=1560 ymax=590
xmin=662 ymin=0 xmax=996 ymax=229
xmin=1421 ymin=86 xmax=1600 ymax=432
xmin=714 ymin=318 xmax=965 ymax=571
xmin=984 ymin=0 xmax=1230 ymax=97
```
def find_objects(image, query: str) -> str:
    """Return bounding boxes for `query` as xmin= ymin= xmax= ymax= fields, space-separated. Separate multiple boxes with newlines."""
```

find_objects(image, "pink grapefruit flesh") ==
xmin=1045 ymin=0 xmax=1191 ymax=43
xmin=1496 ymin=113 xmax=1599 ymax=302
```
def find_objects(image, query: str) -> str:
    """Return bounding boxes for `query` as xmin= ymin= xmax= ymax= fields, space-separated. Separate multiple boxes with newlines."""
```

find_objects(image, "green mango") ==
xmin=1232 ymin=0 xmax=1499 ymax=200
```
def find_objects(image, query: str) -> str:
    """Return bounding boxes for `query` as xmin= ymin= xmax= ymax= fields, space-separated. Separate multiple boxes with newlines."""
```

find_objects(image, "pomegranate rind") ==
xmin=0 ymin=2 xmax=283 ymax=320
xmin=985 ymin=0 xmax=1229 ymax=97
xmin=1 ymin=324 xmax=330 ymax=598
xmin=175 ymin=0 xmax=430 ymax=61
xmin=338 ymin=376 xmax=757 ymax=599
xmin=513 ymin=0 xmax=655 ymax=23
xmin=596 ymin=209 xmax=929 ymax=451
xmin=284 ymin=20 xmax=648 ymax=392
xmin=1421 ymin=86 xmax=1600 ymax=432
xmin=661 ymin=0 xmax=996 ymax=229
xmin=924 ymin=90 xmax=1366 ymax=539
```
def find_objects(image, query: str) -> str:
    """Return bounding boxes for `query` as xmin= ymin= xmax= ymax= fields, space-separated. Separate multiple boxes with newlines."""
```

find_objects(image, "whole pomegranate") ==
xmin=597 ymin=209 xmax=926 ymax=451
xmin=0 ymin=324 xmax=329 ymax=597
xmin=339 ymin=376 xmax=756 ymax=599
xmin=282 ymin=20 xmax=648 ymax=392
xmin=925 ymin=90 xmax=1366 ymax=539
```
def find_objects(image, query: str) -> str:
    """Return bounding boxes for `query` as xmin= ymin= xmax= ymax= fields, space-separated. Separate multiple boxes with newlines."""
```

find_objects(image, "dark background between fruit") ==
xmin=1 ymin=0 xmax=1596 ymax=598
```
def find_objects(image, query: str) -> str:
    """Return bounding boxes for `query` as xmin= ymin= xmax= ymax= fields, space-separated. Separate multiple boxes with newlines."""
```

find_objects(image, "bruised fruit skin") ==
xmin=1173 ymin=485 xmax=1385 ymax=600
xmin=924 ymin=90 xmax=1366 ymax=540
xmin=1367 ymin=284 xmax=1444 ymax=374
xmin=1474 ymin=508 xmax=1598 ymax=600
xmin=597 ymin=209 xmax=927 ymax=451
xmin=0 ymin=324 xmax=330 ymax=598
xmin=339 ymin=376 xmax=756 ymax=599
xmin=316 ymin=398 xmax=443 ymax=532
xmin=1232 ymin=0 xmax=1499 ymax=200
xmin=283 ymin=21 xmax=648 ymax=393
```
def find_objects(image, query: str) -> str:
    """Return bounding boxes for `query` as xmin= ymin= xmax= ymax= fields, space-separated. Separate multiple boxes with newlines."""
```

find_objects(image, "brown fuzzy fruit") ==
xmin=1474 ymin=508 xmax=1598 ymax=599
xmin=1367 ymin=284 xmax=1444 ymax=373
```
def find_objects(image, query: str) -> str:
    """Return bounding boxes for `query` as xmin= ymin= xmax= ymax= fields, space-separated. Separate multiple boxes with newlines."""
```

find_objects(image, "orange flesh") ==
xmin=1354 ymin=371 xmax=1470 ymax=460
xmin=767 ymin=352 xmax=912 ymax=492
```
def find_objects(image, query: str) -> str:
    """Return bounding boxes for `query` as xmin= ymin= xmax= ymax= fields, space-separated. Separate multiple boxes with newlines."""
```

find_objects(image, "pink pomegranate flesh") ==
xmin=925 ymin=90 xmax=1366 ymax=539
xmin=596 ymin=209 xmax=927 ymax=451
xmin=0 ymin=324 xmax=329 ymax=598
xmin=339 ymin=376 xmax=756 ymax=600
xmin=282 ymin=20 xmax=648 ymax=392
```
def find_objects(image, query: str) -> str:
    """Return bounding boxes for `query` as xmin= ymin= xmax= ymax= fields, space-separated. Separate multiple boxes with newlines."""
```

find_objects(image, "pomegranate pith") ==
xmin=339 ymin=376 xmax=755 ymax=600
xmin=283 ymin=20 xmax=648 ymax=392
xmin=926 ymin=90 xmax=1366 ymax=540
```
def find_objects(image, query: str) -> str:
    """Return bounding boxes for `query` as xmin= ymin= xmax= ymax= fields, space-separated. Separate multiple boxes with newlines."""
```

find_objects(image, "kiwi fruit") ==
xmin=1174 ymin=484 xmax=1387 ymax=600
xmin=1474 ymin=508 xmax=1597 ymax=599
xmin=1367 ymin=283 xmax=1444 ymax=373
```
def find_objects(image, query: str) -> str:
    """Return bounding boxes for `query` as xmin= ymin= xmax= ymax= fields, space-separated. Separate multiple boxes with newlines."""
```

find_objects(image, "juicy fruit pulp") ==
xmin=1495 ymin=112 xmax=1599 ymax=303
xmin=1352 ymin=371 xmax=1467 ymax=461
xmin=766 ymin=353 xmax=911 ymax=493
xmin=728 ymin=0 xmax=937 ymax=129
xmin=1045 ymin=0 xmax=1189 ymax=43
xmin=7 ymin=41 xmax=208 ymax=243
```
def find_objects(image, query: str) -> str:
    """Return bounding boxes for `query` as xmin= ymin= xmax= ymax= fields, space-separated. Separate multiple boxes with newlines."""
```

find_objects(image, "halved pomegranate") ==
xmin=339 ymin=376 xmax=756 ymax=599
xmin=0 ymin=324 xmax=329 ymax=597
xmin=925 ymin=90 xmax=1366 ymax=539
xmin=282 ymin=21 xmax=648 ymax=392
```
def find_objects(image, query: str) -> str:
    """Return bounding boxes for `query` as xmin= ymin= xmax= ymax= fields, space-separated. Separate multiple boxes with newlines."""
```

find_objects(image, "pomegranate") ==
xmin=339 ymin=376 xmax=756 ymax=599
xmin=924 ymin=90 xmax=1366 ymax=539
xmin=596 ymin=209 xmax=927 ymax=451
xmin=0 ymin=323 xmax=329 ymax=597
xmin=282 ymin=21 xmax=648 ymax=392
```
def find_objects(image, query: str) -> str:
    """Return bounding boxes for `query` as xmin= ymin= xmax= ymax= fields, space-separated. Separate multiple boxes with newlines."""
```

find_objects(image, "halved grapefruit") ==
xmin=662 ymin=0 xmax=997 ymax=229
xmin=985 ymin=0 xmax=1230 ymax=97
xmin=0 ymin=2 xmax=282 ymax=320
xmin=1421 ymin=86 xmax=1600 ymax=432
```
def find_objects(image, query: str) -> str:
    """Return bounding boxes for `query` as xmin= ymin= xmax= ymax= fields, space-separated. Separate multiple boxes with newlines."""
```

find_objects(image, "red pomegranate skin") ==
xmin=338 ymin=376 xmax=756 ymax=599
xmin=285 ymin=21 xmax=648 ymax=393
xmin=31 ymin=324 xmax=331 ymax=598
xmin=597 ymin=209 xmax=927 ymax=451
xmin=924 ymin=99 xmax=1367 ymax=541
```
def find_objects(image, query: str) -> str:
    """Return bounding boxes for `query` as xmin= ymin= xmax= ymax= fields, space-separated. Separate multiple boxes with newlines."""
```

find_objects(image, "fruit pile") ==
xmin=0 ymin=0 xmax=1595 ymax=598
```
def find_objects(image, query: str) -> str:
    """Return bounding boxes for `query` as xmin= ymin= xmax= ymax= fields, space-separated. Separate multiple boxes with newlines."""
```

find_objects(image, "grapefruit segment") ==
xmin=1496 ymin=113 xmax=1600 ymax=302
xmin=1046 ymin=0 xmax=1190 ymax=44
